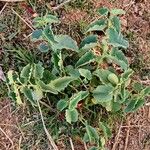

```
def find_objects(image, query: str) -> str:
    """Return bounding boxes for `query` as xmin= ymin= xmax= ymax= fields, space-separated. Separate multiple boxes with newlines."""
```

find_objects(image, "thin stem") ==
xmin=37 ymin=99 xmax=58 ymax=150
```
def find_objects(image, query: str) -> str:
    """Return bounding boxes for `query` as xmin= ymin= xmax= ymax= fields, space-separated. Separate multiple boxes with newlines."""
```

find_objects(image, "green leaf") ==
xmin=44 ymin=14 xmax=60 ymax=24
xmin=111 ymin=48 xmax=128 ymax=65
xmin=107 ymin=73 xmax=119 ymax=85
xmin=111 ymin=101 xmax=121 ymax=112
xmin=51 ymin=53 xmax=60 ymax=73
xmin=132 ymin=82 xmax=143 ymax=92
xmin=50 ymin=76 xmax=75 ymax=92
xmin=32 ymin=29 xmax=42 ymax=41
xmin=32 ymin=86 xmax=43 ymax=100
xmin=43 ymin=25 xmax=56 ymax=43
xmin=65 ymin=65 xmax=80 ymax=78
xmin=93 ymin=69 xmax=112 ymax=84
xmin=83 ymin=133 xmax=90 ymax=142
xmin=110 ymin=9 xmax=125 ymax=15
xmin=37 ymin=80 xmax=58 ymax=94
xmin=79 ymin=69 xmax=92 ymax=80
xmin=86 ymin=19 xmax=106 ymax=33
xmin=98 ymin=7 xmax=109 ymax=16
xmin=92 ymin=85 xmax=114 ymax=102
xmin=42 ymin=70 xmax=56 ymax=84
xmin=33 ymin=15 xmax=59 ymax=27
xmin=107 ymin=55 xmax=128 ymax=71
xmin=124 ymin=100 xmax=137 ymax=113
xmin=125 ymin=99 xmax=145 ymax=113
xmin=52 ymin=35 xmax=78 ymax=52
xmin=99 ymin=122 xmax=112 ymax=139
xmin=14 ymin=85 xmax=22 ymax=105
xmin=121 ymin=69 xmax=133 ymax=80
xmin=79 ymin=35 xmax=98 ymax=50
xmin=132 ymin=99 xmax=144 ymax=111
xmin=142 ymin=87 xmax=150 ymax=96
xmin=22 ymin=86 xmax=34 ymax=104
xmin=111 ymin=16 xmax=120 ymax=33
xmin=57 ymin=99 xmax=68 ymax=111
xmin=89 ymin=147 xmax=99 ymax=150
xmin=20 ymin=64 xmax=32 ymax=79
xmin=107 ymin=28 xmax=129 ymax=49
xmin=38 ymin=42 xmax=49 ymax=52
xmin=65 ymin=109 xmax=78 ymax=124
xmin=76 ymin=51 xmax=95 ymax=68
xmin=33 ymin=63 xmax=44 ymax=79
xmin=8 ymin=91 xmax=17 ymax=101
xmin=7 ymin=70 xmax=15 ymax=84
xmin=69 ymin=91 xmax=89 ymax=109
xmin=86 ymin=124 xmax=99 ymax=143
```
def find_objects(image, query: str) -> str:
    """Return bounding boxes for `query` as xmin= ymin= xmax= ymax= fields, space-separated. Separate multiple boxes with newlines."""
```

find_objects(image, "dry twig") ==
xmin=11 ymin=8 xmax=34 ymax=31
xmin=0 ymin=127 xmax=14 ymax=150
xmin=52 ymin=0 xmax=72 ymax=11
xmin=112 ymin=119 xmax=123 ymax=150
xmin=37 ymin=99 xmax=58 ymax=150
xmin=69 ymin=137 xmax=75 ymax=150
xmin=84 ymin=142 xmax=88 ymax=150
xmin=124 ymin=127 xmax=130 ymax=150
xmin=0 ymin=2 xmax=8 ymax=15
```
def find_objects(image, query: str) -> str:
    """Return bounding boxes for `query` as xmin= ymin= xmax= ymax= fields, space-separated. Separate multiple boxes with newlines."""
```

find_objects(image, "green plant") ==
xmin=6 ymin=7 xmax=150 ymax=149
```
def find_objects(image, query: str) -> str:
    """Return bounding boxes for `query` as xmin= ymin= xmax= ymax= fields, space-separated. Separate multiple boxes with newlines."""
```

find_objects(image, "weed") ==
xmin=5 ymin=7 xmax=150 ymax=149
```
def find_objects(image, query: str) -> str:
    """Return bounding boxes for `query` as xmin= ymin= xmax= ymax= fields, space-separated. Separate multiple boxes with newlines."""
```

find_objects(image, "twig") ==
xmin=0 ymin=103 xmax=10 ymax=113
xmin=11 ymin=8 xmax=34 ymax=31
xmin=40 ymin=101 xmax=56 ymax=112
xmin=84 ymin=142 xmax=88 ymax=150
xmin=37 ymin=99 xmax=58 ymax=150
xmin=124 ymin=127 xmax=130 ymax=150
xmin=112 ymin=119 xmax=123 ymax=150
xmin=124 ymin=118 xmax=130 ymax=150
xmin=0 ymin=127 xmax=14 ymax=150
xmin=69 ymin=137 xmax=75 ymax=150
xmin=0 ymin=123 xmax=18 ymax=129
xmin=18 ymin=136 xmax=22 ymax=150
xmin=0 ymin=2 xmax=8 ymax=15
xmin=121 ymin=125 xmax=150 ymax=128
xmin=52 ymin=0 xmax=72 ymax=11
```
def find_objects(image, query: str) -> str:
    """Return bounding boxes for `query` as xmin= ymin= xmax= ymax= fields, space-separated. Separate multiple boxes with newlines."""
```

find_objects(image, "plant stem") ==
xmin=37 ymin=99 xmax=58 ymax=150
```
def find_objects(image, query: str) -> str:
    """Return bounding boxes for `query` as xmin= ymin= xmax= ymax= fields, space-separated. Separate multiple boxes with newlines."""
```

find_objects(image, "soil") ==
xmin=0 ymin=99 xmax=21 ymax=150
